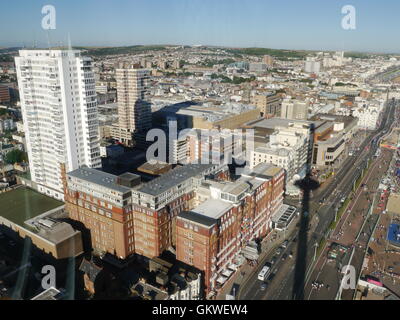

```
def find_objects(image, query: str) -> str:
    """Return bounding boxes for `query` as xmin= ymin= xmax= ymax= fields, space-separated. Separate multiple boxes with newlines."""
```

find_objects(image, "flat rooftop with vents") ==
xmin=137 ymin=164 xmax=216 ymax=196
xmin=67 ymin=167 xmax=132 ymax=194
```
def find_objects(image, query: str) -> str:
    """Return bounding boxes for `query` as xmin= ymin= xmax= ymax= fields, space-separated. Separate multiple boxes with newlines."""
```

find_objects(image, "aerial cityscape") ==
xmin=2 ymin=0 xmax=400 ymax=308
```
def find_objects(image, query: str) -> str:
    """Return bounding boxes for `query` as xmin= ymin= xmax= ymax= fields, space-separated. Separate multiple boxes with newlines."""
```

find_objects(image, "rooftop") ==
xmin=177 ymin=211 xmax=217 ymax=227
xmin=248 ymin=117 xmax=313 ymax=130
xmin=254 ymin=146 xmax=292 ymax=157
xmin=191 ymin=199 xmax=233 ymax=220
xmin=0 ymin=187 xmax=63 ymax=227
xmin=31 ymin=287 xmax=63 ymax=300
xmin=386 ymin=193 xmax=400 ymax=215
xmin=137 ymin=164 xmax=216 ymax=196
xmin=242 ymin=162 xmax=283 ymax=179
xmin=67 ymin=167 xmax=131 ymax=194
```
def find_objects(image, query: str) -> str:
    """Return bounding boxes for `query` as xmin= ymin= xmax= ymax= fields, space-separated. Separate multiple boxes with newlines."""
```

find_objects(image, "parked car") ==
xmin=282 ymin=240 xmax=289 ymax=248
xmin=260 ymin=283 xmax=268 ymax=291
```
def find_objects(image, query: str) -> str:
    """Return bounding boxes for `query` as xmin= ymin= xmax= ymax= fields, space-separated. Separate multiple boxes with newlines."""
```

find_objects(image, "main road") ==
xmin=239 ymin=97 xmax=397 ymax=300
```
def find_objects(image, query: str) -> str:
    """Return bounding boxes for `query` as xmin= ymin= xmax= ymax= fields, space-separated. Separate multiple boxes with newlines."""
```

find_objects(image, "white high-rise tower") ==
xmin=15 ymin=50 xmax=101 ymax=200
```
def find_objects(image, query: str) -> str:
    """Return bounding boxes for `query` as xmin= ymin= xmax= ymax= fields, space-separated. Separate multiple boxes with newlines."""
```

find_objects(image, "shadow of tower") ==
xmin=292 ymin=123 xmax=319 ymax=300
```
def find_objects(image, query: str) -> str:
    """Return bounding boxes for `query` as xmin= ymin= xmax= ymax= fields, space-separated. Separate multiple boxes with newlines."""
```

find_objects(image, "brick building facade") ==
xmin=175 ymin=163 xmax=285 ymax=295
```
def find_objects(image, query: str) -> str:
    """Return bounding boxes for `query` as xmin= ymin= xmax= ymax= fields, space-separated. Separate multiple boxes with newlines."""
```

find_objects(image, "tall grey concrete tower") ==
xmin=114 ymin=67 xmax=152 ymax=147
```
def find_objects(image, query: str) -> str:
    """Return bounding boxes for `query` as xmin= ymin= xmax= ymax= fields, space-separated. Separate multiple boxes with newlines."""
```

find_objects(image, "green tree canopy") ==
xmin=4 ymin=149 xmax=27 ymax=164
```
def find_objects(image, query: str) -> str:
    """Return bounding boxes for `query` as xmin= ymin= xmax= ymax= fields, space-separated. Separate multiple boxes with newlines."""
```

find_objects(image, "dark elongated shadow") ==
xmin=292 ymin=123 xmax=319 ymax=300
xmin=292 ymin=174 xmax=319 ymax=300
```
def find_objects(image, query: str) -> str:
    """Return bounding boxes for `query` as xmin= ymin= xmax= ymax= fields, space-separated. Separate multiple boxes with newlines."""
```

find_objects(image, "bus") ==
xmin=258 ymin=265 xmax=271 ymax=281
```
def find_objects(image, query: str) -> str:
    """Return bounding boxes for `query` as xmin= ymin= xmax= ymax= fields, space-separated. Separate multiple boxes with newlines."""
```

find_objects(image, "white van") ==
xmin=258 ymin=265 xmax=271 ymax=281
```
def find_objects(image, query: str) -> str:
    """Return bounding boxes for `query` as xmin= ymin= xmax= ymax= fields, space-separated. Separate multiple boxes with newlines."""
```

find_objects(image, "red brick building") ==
xmin=65 ymin=163 xmax=285 ymax=297
xmin=65 ymin=169 xmax=138 ymax=259
xmin=65 ymin=164 xmax=227 ymax=260
xmin=0 ymin=84 xmax=10 ymax=103
xmin=176 ymin=163 xmax=285 ymax=296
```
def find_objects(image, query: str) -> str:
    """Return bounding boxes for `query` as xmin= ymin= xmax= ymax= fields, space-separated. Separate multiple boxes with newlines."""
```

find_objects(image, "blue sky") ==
xmin=1 ymin=0 xmax=399 ymax=52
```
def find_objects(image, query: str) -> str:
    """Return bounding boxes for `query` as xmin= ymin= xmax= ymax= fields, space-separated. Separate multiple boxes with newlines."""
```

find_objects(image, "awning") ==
xmin=228 ymin=263 xmax=238 ymax=271
xmin=222 ymin=269 xmax=234 ymax=278
xmin=216 ymin=275 xmax=228 ymax=284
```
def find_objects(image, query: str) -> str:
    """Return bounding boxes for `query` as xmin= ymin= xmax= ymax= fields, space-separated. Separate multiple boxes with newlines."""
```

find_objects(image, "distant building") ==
xmin=0 ymin=118 xmax=15 ymax=133
xmin=172 ymin=60 xmax=183 ymax=69
xmin=114 ymin=68 xmax=152 ymax=147
xmin=250 ymin=125 xmax=310 ymax=182
xmin=248 ymin=63 xmax=268 ymax=73
xmin=95 ymin=82 xmax=110 ymax=94
xmin=184 ymin=129 xmax=242 ymax=165
xmin=99 ymin=144 xmax=124 ymax=158
xmin=153 ymin=102 xmax=260 ymax=131
xmin=0 ymin=84 xmax=10 ymax=103
xmin=251 ymin=91 xmax=282 ymax=117
xmin=176 ymin=163 xmax=285 ymax=296
xmin=310 ymin=114 xmax=358 ymax=169
xmin=262 ymin=55 xmax=274 ymax=67
xmin=352 ymin=101 xmax=383 ymax=130
xmin=281 ymin=98 xmax=309 ymax=120
xmin=304 ymin=57 xmax=321 ymax=74
xmin=158 ymin=60 xmax=168 ymax=70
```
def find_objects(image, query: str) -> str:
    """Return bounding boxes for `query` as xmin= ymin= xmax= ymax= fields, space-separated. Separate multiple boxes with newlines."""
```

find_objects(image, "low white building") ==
xmin=352 ymin=99 xmax=385 ymax=130
xmin=251 ymin=147 xmax=295 ymax=180
xmin=0 ymin=118 xmax=15 ymax=133
xmin=304 ymin=57 xmax=321 ymax=74
xmin=250 ymin=126 xmax=309 ymax=184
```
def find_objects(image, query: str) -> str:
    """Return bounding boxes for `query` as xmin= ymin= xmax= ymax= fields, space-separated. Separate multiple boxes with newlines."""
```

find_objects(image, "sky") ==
xmin=1 ymin=0 xmax=400 ymax=53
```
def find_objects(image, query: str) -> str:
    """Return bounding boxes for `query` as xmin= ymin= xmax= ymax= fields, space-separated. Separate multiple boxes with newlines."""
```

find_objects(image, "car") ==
xmin=275 ymin=248 xmax=283 ymax=255
xmin=9 ymin=240 xmax=16 ymax=246
xmin=260 ymin=283 xmax=268 ymax=291
xmin=281 ymin=253 xmax=288 ymax=261
xmin=267 ymin=272 xmax=276 ymax=281
xmin=282 ymin=240 xmax=289 ymax=248
xmin=289 ymin=251 xmax=293 ymax=258
xmin=270 ymin=256 xmax=277 ymax=265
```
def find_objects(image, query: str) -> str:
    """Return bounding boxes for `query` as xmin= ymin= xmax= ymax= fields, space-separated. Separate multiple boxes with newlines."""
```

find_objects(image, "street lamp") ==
xmin=313 ymin=242 xmax=318 ymax=262
xmin=335 ymin=207 xmax=339 ymax=222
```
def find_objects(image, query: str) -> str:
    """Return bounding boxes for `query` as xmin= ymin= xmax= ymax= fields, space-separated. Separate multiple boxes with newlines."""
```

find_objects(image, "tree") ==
xmin=4 ymin=149 xmax=27 ymax=164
